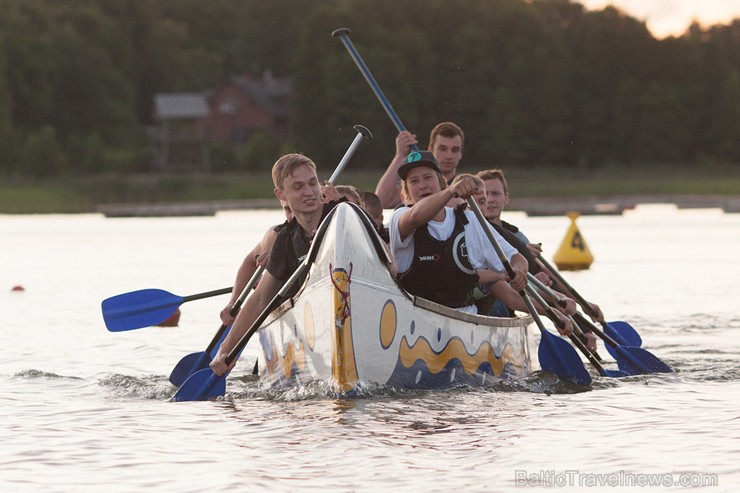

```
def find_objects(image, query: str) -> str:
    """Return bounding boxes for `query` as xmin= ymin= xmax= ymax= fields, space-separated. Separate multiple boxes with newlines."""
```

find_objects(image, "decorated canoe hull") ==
xmin=257 ymin=203 xmax=533 ymax=393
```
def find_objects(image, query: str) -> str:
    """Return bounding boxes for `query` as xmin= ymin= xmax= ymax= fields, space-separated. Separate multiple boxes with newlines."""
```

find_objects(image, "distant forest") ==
xmin=0 ymin=0 xmax=738 ymax=178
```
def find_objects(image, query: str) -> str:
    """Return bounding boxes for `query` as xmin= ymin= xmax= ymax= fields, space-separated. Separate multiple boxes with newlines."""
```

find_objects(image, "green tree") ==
xmin=20 ymin=125 xmax=67 ymax=178
xmin=242 ymin=132 xmax=283 ymax=171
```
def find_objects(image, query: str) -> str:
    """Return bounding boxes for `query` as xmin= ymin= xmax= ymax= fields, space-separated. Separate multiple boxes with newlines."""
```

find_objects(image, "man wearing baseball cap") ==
xmin=388 ymin=150 xmax=529 ymax=314
xmin=376 ymin=122 xmax=464 ymax=208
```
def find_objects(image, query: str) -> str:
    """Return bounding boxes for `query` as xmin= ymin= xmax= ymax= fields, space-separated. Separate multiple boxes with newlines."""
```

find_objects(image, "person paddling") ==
xmin=210 ymin=154 xmax=344 ymax=376
xmin=387 ymin=151 xmax=564 ymax=327
xmin=219 ymin=201 xmax=293 ymax=326
xmin=376 ymin=122 xmax=465 ymax=208
xmin=477 ymin=168 xmax=604 ymax=321
xmin=451 ymin=174 xmax=574 ymax=332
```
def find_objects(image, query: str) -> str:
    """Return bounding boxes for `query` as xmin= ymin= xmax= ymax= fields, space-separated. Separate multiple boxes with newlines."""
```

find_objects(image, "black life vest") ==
xmin=270 ymin=199 xmax=346 ymax=299
xmin=490 ymin=221 xmax=540 ymax=274
xmin=398 ymin=205 xmax=479 ymax=308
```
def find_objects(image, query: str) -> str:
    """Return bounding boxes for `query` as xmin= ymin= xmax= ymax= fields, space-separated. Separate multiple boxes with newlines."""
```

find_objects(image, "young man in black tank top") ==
xmin=210 ymin=153 xmax=331 ymax=376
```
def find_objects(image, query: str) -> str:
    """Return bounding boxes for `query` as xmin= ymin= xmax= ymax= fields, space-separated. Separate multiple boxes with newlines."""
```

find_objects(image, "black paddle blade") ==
xmin=538 ymin=330 xmax=592 ymax=386
xmin=172 ymin=368 xmax=226 ymax=402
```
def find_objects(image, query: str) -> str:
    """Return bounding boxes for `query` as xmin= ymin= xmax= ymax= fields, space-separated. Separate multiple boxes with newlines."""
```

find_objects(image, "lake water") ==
xmin=1 ymin=204 xmax=738 ymax=492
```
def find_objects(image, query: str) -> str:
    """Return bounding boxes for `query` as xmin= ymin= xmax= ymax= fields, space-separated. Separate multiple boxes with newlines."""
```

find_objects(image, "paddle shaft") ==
xmin=329 ymin=125 xmax=372 ymax=183
xmin=223 ymin=126 xmax=372 ymax=366
xmin=183 ymin=286 xmax=232 ymax=302
xmin=537 ymin=255 xmax=599 ymax=320
xmin=572 ymin=311 xmax=621 ymax=348
xmin=538 ymin=256 xmax=644 ymax=349
xmin=206 ymin=266 xmax=265 ymax=354
xmin=527 ymin=272 xmax=604 ymax=361
xmin=466 ymin=198 xmax=551 ymax=328
xmin=332 ymin=28 xmax=418 ymax=151
xmin=573 ymin=309 xmax=672 ymax=374
xmin=466 ymin=198 xmax=592 ymax=385
xmin=525 ymin=283 xmax=608 ymax=374
xmin=103 ymin=286 xmax=234 ymax=332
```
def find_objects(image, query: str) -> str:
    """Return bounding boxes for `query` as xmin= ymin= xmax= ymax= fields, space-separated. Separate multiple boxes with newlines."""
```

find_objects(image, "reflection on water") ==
xmin=1 ymin=206 xmax=739 ymax=492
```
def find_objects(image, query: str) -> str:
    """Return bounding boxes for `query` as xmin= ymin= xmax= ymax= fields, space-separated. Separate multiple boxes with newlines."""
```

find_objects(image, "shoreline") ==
xmin=94 ymin=194 xmax=740 ymax=218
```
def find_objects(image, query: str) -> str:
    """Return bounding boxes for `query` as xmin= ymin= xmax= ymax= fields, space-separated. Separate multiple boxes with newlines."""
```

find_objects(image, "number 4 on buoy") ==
xmin=553 ymin=211 xmax=594 ymax=270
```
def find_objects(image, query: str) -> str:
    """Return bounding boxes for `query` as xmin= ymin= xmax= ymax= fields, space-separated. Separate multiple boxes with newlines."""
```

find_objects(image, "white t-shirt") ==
xmin=389 ymin=206 xmax=520 ymax=314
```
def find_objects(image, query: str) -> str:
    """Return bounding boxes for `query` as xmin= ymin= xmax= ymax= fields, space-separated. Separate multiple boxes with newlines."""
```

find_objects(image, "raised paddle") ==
xmin=173 ymin=125 xmax=372 ymax=402
xmin=102 ymin=286 xmax=232 ymax=332
xmin=466 ymin=197 xmax=592 ymax=386
xmin=168 ymin=265 xmax=265 ymax=387
xmin=334 ymin=28 xmax=587 ymax=385
xmin=537 ymin=255 xmax=643 ymax=348
xmin=332 ymin=28 xmax=417 ymax=151
xmin=526 ymin=275 xmax=628 ymax=378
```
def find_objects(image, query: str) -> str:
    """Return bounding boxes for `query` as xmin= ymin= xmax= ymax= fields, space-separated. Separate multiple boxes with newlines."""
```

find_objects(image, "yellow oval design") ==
xmin=379 ymin=300 xmax=397 ymax=349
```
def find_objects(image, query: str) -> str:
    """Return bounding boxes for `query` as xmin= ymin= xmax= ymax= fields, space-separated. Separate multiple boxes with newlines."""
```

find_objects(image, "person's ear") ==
xmin=274 ymin=188 xmax=285 ymax=202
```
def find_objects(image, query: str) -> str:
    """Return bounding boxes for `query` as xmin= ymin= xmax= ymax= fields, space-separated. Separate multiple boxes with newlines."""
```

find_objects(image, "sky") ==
xmin=579 ymin=0 xmax=740 ymax=38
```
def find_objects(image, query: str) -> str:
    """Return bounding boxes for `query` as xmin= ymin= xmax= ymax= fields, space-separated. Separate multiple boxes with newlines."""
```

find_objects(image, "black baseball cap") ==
xmin=397 ymin=151 xmax=442 ymax=180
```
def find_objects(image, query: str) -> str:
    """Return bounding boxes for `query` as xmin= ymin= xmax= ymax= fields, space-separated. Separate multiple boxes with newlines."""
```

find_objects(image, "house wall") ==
xmin=207 ymin=84 xmax=276 ymax=143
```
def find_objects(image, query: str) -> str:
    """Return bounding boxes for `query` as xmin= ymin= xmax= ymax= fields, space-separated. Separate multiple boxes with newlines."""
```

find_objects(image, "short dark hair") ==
xmin=477 ymin=169 xmax=508 ymax=194
xmin=428 ymin=122 xmax=464 ymax=150
xmin=361 ymin=191 xmax=383 ymax=218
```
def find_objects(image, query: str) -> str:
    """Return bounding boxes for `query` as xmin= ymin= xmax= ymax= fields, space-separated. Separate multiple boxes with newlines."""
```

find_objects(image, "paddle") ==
xmin=172 ymin=125 xmax=372 ymax=402
xmin=531 ymin=267 xmax=670 ymax=374
xmin=334 ymin=28 xmax=588 ymax=386
xmin=537 ymin=255 xmax=643 ymax=348
xmin=602 ymin=320 xmax=642 ymax=348
xmin=332 ymin=28 xmax=417 ymax=152
xmin=526 ymin=274 xmax=628 ymax=378
xmin=467 ymin=198 xmax=592 ymax=386
xmin=526 ymin=272 xmax=604 ymax=361
xmin=571 ymin=311 xmax=673 ymax=374
xmin=168 ymin=265 xmax=265 ymax=387
xmin=102 ymin=286 xmax=232 ymax=332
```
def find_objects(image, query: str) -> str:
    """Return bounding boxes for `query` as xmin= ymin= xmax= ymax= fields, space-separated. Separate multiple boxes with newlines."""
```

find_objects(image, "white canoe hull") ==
xmin=257 ymin=203 xmax=533 ymax=393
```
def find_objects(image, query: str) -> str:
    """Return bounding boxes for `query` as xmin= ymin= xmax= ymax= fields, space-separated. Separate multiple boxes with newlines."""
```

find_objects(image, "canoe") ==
xmin=256 ymin=202 xmax=534 ymax=393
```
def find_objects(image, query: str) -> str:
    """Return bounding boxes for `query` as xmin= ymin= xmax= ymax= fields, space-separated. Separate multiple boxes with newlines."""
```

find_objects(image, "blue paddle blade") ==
xmin=172 ymin=368 xmax=226 ymax=402
xmin=612 ymin=345 xmax=673 ymax=375
xmin=168 ymin=324 xmax=240 ymax=388
xmin=102 ymin=288 xmax=183 ymax=332
xmin=169 ymin=351 xmax=209 ymax=387
xmin=599 ymin=368 xmax=630 ymax=378
xmin=538 ymin=330 xmax=592 ymax=386
xmin=605 ymin=321 xmax=642 ymax=347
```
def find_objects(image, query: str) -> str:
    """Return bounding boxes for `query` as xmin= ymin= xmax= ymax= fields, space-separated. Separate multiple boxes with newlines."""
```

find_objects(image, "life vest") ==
xmin=398 ymin=205 xmax=479 ymax=308
xmin=271 ymin=199 xmax=346 ymax=299
xmin=490 ymin=221 xmax=541 ymax=274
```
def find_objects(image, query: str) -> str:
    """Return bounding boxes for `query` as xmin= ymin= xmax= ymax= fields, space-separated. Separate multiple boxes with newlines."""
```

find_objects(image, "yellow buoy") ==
xmin=553 ymin=211 xmax=593 ymax=270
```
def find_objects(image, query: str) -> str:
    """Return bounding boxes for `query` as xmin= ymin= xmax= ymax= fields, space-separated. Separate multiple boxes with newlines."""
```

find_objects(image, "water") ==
xmin=1 ymin=205 xmax=738 ymax=492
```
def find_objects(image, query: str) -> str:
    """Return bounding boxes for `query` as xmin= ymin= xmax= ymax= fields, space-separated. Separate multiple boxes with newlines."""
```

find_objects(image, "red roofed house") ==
xmin=151 ymin=71 xmax=292 ymax=171
xmin=207 ymin=71 xmax=292 ymax=144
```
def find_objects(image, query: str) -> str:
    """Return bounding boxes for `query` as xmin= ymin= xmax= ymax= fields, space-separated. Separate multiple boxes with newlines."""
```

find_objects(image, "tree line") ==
xmin=0 ymin=0 xmax=738 ymax=178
